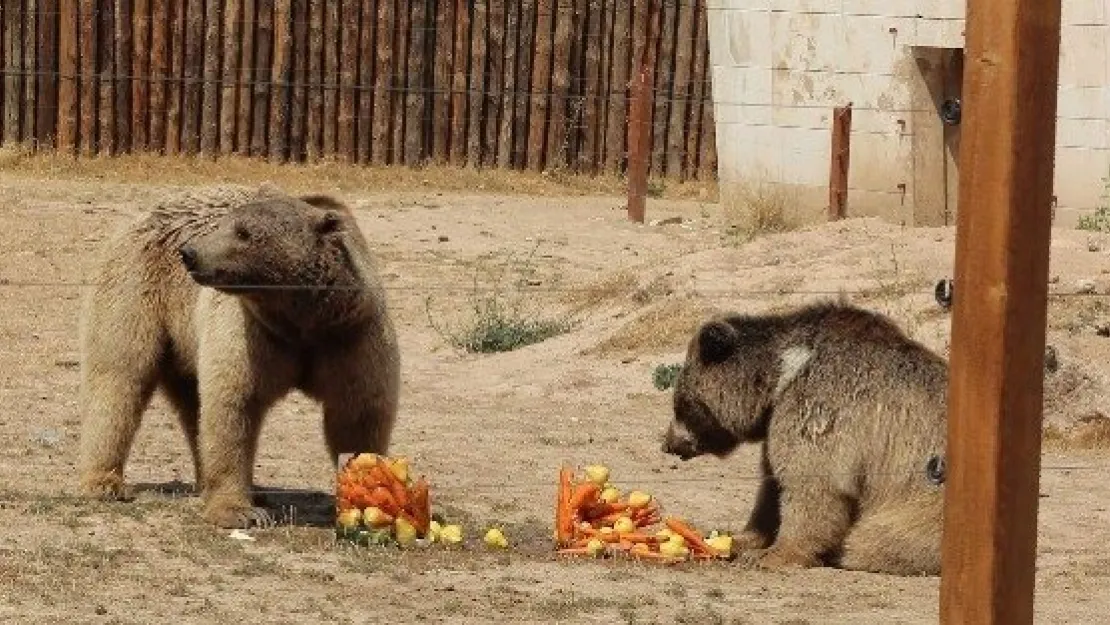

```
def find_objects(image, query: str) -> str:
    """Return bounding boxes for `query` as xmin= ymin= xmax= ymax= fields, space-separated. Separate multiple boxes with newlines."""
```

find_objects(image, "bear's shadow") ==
xmin=131 ymin=480 xmax=337 ymax=529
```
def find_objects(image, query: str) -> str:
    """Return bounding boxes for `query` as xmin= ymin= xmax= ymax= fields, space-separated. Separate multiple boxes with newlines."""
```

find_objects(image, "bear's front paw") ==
xmin=203 ymin=502 xmax=276 ymax=529
xmin=756 ymin=545 xmax=822 ymax=571
xmin=79 ymin=471 xmax=132 ymax=501
xmin=733 ymin=529 xmax=771 ymax=551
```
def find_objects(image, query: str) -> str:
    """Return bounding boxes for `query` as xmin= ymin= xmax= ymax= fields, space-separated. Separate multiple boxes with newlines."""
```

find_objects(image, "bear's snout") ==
xmin=178 ymin=244 xmax=199 ymax=271
xmin=661 ymin=421 xmax=698 ymax=461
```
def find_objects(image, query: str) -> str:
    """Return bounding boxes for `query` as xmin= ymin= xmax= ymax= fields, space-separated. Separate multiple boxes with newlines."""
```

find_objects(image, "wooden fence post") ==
xmin=827 ymin=103 xmax=852 ymax=220
xmin=626 ymin=0 xmax=660 ymax=224
xmin=938 ymin=0 xmax=1062 ymax=622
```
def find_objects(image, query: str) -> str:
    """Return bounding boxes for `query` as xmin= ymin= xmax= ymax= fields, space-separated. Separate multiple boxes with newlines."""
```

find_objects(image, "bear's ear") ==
xmin=300 ymin=194 xmax=351 ymax=214
xmin=698 ymin=320 xmax=739 ymax=364
xmin=315 ymin=210 xmax=345 ymax=236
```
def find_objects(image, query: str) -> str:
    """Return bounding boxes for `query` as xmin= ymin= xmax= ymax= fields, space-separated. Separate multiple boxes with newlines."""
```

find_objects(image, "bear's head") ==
xmin=178 ymin=194 xmax=356 ymax=294
xmin=661 ymin=316 xmax=780 ymax=461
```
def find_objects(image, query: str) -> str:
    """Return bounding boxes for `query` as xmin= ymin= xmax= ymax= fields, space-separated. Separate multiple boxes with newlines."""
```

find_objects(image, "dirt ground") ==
xmin=1 ymin=156 xmax=1108 ymax=624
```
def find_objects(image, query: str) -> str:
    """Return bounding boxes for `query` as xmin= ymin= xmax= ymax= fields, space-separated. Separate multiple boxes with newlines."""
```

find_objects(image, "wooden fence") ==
xmin=0 ymin=0 xmax=716 ymax=180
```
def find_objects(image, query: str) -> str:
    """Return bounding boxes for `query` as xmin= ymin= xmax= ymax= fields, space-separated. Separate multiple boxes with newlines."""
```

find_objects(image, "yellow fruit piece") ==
xmin=395 ymin=516 xmax=418 ymax=547
xmin=655 ymin=528 xmax=674 ymax=541
xmin=362 ymin=506 xmax=394 ymax=528
xmin=659 ymin=540 xmax=690 ymax=559
xmin=586 ymin=538 xmax=606 ymax=557
xmin=484 ymin=527 xmax=509 ymax=549
xmin=666 ymin=534 xmax=687 ymax=548
xmin=583 ymin=465 xmax=610 ymax=486
xmin=706 ymin=535 xmax=733 ymax=556
xmin=427 ymin=520 xmax=443 ymax=542
xmin=627 ymin=491 xmax=652 ymax=508
xmin=336 ymin=508 xmax=362 ymax=531
xmin=390 ymin=457 xmax=410 ymax=483
xmin=440 ymin=524 xmax=463 ymax=545
xmin=349 ymin=453 xmax=379 ymax=471
xmin=613 ymin=516 xmax=637 ymax=535
xmin=599 ymin=487 xmax=621 ymax=504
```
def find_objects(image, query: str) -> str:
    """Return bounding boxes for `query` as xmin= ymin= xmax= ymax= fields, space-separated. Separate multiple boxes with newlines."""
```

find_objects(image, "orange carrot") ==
xmin=616 ymin=532 xmax=662 ymax=544
xmin=568 ymin=482 xmax=601 ymax=513
xmin=375 ymin=458 xmax=412 ymax=509
xmin=591 ymin=511 xmax=628 ymax=527
xmin=555 ymin=467 xmax=575 ymax=545
xmin=580 ymin=502 xmax=629 ymax=520
xmin=664 ymin=517 xmax=720 ymax=557
xmin=366 ymin=486 xmax=402 ymax=517
xmin=363 ymin=465 xmax=390 ymax=486
xmin=595 ymin=531 xmax=622 ymax=543
xmin=408 ymin=477 xmax=431 ymax=534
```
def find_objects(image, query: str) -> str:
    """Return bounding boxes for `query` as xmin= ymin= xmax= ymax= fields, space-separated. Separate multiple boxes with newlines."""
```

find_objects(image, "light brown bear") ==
xmin=77 ymin=184 xmax=400 ymax=528
xmin=661 ymin=300 xmax=947 ymax=576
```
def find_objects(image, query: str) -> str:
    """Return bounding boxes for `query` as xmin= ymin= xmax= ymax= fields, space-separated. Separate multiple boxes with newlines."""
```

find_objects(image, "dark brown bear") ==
xmin=662 ymin=301 xmax=947 ymax=576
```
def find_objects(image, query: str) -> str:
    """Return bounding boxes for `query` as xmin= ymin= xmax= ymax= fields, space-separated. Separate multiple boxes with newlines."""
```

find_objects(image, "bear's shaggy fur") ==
xmin=661 ymin=301 xmax=947 ymax=576
xmin=77 ymin=184 xmax=400 ymax=528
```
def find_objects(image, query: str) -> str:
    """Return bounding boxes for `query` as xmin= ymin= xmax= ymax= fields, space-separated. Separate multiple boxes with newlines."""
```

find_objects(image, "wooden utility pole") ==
xmin=626 ymin=0 xmax=661 ymax=224
xmin=938 ymin=0 xmax=1062 ymax=623
xmin=827 ymin=104 xmax=852 ymax=220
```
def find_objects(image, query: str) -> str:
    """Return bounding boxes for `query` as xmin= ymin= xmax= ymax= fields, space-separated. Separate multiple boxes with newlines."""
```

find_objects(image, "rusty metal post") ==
xmin=626 ymin=0 xmax=661 ymax=224
xmin=828 ymin=103 xmax=852 ymax=220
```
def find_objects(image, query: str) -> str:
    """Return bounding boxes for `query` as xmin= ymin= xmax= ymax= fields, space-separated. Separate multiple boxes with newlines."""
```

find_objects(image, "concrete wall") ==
xmin=708 ymin=0 xmax=1110 ymax=228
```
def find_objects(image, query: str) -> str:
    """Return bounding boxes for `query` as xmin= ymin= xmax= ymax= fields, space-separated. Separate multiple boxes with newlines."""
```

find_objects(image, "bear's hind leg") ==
xmin=77 ymin=305 xmax=164 ymax=500
xmin=835 ymin=496 xmax=942 ymax=576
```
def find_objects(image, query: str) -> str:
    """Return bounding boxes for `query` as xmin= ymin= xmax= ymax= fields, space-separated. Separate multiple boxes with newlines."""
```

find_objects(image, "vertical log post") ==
xmin=938 ymin=0 xmax=1063 ymax=623
xmin=58 ymin=0 xmax=79 ymax=153
xmin=626 ymin=0 xmax=659 ymax=224
xmin=827 ymin=103 xmax=852 ymax=221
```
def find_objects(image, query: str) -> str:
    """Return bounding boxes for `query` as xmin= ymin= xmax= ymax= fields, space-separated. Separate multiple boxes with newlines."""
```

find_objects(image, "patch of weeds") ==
xmin=723 ymin=179 xmax=798 ymax=243
xmin=652 ymin=363 xmax=684 ymax=390
xmin=427 ymin=242 xmax=576 ymax=354
xmin=1076 ymin=176 xmax=1110 ymax=232
xmin=647 ymin=178 xmax=666 ymax=198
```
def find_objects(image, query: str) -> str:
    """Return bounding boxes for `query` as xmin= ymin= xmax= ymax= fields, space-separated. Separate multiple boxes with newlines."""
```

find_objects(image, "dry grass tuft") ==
xmin=1043 ymin=413 xmax=1110 ymax=451
xmin=0 ymin=147 xmax=718 ymax=202
xmin=559 ymin=270 xmax=641 ymax=312
xmin=586 ymin=298 xmax=718 ymax=356
xmin=723 ymin=179 xmax=799 ymax=242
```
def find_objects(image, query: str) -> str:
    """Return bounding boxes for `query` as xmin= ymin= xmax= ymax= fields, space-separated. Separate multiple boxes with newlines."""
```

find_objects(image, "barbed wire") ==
xmin=0 ymin=280 xmax=1107 ymax=298
xmin=0 ymin=4 xmax=1104 ymax=25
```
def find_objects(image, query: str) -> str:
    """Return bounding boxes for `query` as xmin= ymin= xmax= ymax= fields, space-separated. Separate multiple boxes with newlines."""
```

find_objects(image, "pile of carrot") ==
xmin=553 ymin=465 xmax=730 ymax=564
xmin=335 ymin=453 xmax=433 ymax=546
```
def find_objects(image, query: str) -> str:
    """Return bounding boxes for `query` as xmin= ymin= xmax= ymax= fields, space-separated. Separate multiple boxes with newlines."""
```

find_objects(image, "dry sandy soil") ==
xmin=0 ymin=155 xmax=1108 ymax=624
